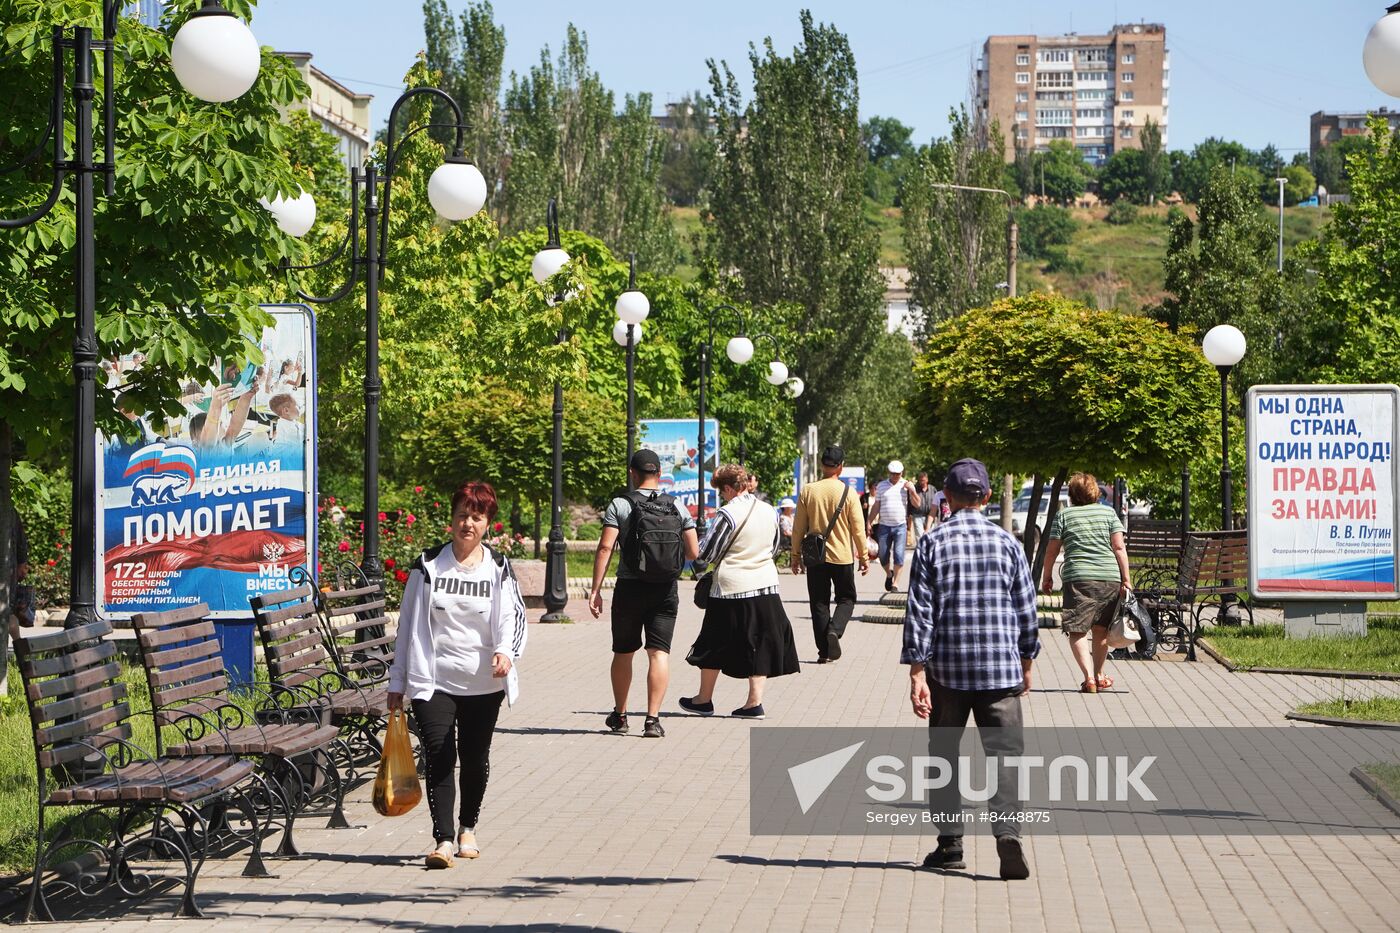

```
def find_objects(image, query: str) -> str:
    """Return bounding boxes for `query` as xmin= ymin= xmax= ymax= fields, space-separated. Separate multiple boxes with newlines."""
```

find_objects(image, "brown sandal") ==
xmin=1080 ymin=680 xmax=1097 ymax=694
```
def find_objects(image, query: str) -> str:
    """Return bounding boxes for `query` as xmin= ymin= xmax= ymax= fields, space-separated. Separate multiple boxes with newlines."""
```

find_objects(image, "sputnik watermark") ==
xmin=863 ymin=753 xmax=1157 ymax=803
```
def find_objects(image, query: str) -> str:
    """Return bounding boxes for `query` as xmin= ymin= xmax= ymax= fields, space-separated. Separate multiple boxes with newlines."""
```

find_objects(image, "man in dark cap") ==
xmin=901 ymin=458 xmax=1040 ymax=881
xmin=791 ymin=445 xmax=868 ymax=662
xmin=590 ymin=450 xmax=699 ymax=739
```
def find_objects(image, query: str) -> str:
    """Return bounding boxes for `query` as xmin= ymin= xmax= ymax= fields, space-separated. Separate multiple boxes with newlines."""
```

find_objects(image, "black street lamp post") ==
xmin=280 ymin=88 xmax=486 ymax=590
xmin=614 ymin=254 xmax=650 ymax=483
xmin=1 ymin=2 xmax=261 ymax=629
xmin=1200 ymin=324 xmax=1248 ymax=651
xmin=695 ymin=305 xmax=751 ymax=537
xmin=531 ymin=199 xmax=572 ymax=622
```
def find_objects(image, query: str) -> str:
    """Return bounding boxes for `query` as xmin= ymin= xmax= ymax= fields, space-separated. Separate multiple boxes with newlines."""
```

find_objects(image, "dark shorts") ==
xmin=611 ymin=578 xmax=679 ymax=653
xmin=1061 ymin=579 xmax=1122 ymax=635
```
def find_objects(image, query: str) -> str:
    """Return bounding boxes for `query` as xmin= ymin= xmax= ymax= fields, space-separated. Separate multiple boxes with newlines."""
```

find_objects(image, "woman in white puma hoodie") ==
xmin=388 ymin=481 xmax=527 ymax=869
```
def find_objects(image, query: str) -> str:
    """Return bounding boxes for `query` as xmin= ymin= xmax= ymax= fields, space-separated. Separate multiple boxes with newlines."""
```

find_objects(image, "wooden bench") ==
xmin=302 ymin=563 xmax=394 ymax=688
xmin=249 ymin=585 xmax=390 ymax=776
xmin=1136 ymin=529 xmax=1253 ymax=657
xmin=130 ymin=604 xmax=350 ymax=845
xmin=10 ymin=619 xmax=263 ymax=922
xmin=1190 ymin=530 xmax=1255 ymax=628
xmin=1125 ymin=519 xmax=1185 ymax=592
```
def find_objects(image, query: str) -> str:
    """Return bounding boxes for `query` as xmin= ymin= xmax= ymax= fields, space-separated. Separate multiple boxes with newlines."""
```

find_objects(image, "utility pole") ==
xmin=1275 ymin=176 xmax=1286 ymax=273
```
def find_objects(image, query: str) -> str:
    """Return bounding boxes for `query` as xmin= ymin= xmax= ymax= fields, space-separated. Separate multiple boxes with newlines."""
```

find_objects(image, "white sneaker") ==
xmin=425 ymin=840 xmax=455 ymax=869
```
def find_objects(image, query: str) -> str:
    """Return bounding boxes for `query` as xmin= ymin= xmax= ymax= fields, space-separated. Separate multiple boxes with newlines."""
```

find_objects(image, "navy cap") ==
xmin=820 ymin=445 xmax=845 ymax=467
xmin=945 ymin=458 xmax=991 ymax=499
xmin=629 ymin=449 xmax=661 ymax=474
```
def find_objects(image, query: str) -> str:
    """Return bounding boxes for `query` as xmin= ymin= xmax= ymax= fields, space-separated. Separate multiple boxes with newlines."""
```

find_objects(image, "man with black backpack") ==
xmin=589 ymin=450 xmax=700 ymax=738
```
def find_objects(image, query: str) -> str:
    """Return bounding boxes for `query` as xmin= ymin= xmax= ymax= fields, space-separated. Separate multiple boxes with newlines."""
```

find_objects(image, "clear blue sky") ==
xmin=251 ymin=0 xmax=1394 ymax=155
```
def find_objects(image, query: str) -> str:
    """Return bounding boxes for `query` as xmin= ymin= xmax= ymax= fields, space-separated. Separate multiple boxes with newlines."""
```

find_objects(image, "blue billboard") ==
xmin=637 ymin=418 xmax=721 ymax=519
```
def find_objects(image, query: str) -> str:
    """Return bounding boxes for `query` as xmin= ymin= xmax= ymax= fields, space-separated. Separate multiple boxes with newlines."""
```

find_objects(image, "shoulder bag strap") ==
xmin=823 ymin=482 xmax=850 ymax=540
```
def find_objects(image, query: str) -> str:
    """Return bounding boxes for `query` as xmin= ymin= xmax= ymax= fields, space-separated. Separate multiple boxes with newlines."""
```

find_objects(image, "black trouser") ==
xmin=806 ymin=561 xmax=857 ymax=660
xmin=411 ymin=690 xmax=505 ymax=843
xmin=926 ymin=679 xmax=1025 ymax=841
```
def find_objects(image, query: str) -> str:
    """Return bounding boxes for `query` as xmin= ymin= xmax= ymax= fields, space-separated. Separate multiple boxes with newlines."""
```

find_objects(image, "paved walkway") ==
xmin=45 ymin=571 xmax=1400 ymax=931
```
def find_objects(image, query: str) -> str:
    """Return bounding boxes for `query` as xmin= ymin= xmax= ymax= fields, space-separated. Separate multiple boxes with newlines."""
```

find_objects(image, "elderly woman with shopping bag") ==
xmin=388 ymin=480 xmax=528 ymax=869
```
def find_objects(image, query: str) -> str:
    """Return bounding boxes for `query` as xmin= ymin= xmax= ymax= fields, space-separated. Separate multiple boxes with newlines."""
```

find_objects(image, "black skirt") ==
xmin=687 ymin=593 xmax=801 ymax=678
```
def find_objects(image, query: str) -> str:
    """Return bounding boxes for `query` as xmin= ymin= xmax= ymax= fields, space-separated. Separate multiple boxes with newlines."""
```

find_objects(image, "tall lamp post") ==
xmin=1202 ymin=325 xmax=1247 ymax=532
xmin=931 ymin=182 xmax=1019 ymax=530
xmin=531 ymin=199 xmax=572 ymax=622
xmin=277 ymin=89 xmax=486 ymax=590
xmin=695 ymin=304 xmax=752 ymax=537
xmin=614 ymin=254 xmax=650 ymax=478
xmin=1 ymin=2 xmax=261 ymax=629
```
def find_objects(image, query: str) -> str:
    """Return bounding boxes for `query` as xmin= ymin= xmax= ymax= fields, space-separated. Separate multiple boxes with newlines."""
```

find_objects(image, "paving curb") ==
xmin=860 ymin=606 xmax=906 ymax=625
xmin=1196 ymin=638 xmax=1400 ymax=680
xmin=1350 ymin=765 xmax=1400 ymax=818
xmin=1284 ymin=711 xmax=1400 ymax=730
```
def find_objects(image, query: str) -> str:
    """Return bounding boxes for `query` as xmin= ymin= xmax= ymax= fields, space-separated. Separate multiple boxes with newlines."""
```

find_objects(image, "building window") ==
xmin=1121 ymin=126 xmax=1134 ymax=138
xmin=1120 ymin=109 xmax=1134 ymax=119
xmin=1015 ymin=91 xmax=1028 ymax=103
xmin=1037 ymin=49 xmax=1070 ymax=63
xmin=1122 ymin=53 xmax=1135 ymax=64
xmin=1037 ymin=108 xmax=1072 ymax=126
xmin=1037 ymin=72 xmax=1073 ymax=88
xmin=1122 ymin=72 xmax=1134 ymax=83
xmin=1078 ymin=48 xmax=1107 ymax=64
xmin=1077 ymin=108 xmax=1104 ymax=120
xmin=1016 ymin=111 xmax=1028 ymax=122
xmin=1015 ymin=72 xmax=1030 ymax=84
xmin=1016 ymin=53 xmax=1029 ymax=66
xmin=1075 ymin=70 xmax=1108 ymax=82
xmin=1120 ymin=90 xmax=1134 ymax=102
xmin=1077 ymin=88 xmax=1106 ymax=101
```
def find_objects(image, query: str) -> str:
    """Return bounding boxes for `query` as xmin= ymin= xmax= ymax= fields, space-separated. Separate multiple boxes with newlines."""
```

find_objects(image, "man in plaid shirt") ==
xmin=901 ymin=458 xmax=1039 ymax=880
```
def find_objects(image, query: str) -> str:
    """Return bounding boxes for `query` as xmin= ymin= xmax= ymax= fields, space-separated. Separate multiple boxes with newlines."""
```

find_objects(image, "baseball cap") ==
xmin=887 ymin=459 xmax=904 ymax=475
xmin=945 ymin=458 xmax=991 ymax=499
xmin=820 ymin=445 xmax=844 ymax=467
xmin=779 ymin=497 xmax=795 ymax=509
xmin=629 ymin=449 xmax=661 ymax=474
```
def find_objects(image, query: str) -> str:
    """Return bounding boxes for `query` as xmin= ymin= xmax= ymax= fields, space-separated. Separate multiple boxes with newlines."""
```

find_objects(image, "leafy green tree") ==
xmin=862 ymin=114 xmax=915 ymax=206
xmin=913 ymin=293 xmax=1215 ymax=568
xmin=659 ymin=92 xmax=713 ymax=208
xmin=1014 ymin=204 xmax=1075 ymax=259
xmin=1037 ymin=140 xmax=1092 ymax=204
xmin=1172 ymin=137 xmax=1250 ymax=203
xmin=1156 ymin=163 xmax=1284 ymax=394
xmin=901 ymin=106 xmax=1011 ymax=331
xmin=705 ymin=10 xmax=885 ymax=430
xmin=818 ymin=329 xmax=930 ymax=477
xmin=1294 ymin=115 xmax=1400 ymax=384
xmin=1281 ymin=163 xmax=1315 ymax=204
xmin=1 ymin=0 xmax=313 ymax=625
xmin=421 ymin=0 xmax=507 ymax=199
xmin=1098 ymin=148 xmax=1147 ymax=204
xmin=1140 ymin=117 xmax=1167 ymax=205
xmin=500 ymin=25 xmax=677 ymax=271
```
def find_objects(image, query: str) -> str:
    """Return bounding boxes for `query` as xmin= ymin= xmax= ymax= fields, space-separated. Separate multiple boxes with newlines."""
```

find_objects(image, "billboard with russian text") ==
xmin=1246 ymin=385 xmax=1399 ymax=600
xmin=637 ymin=418 xmax=720 ymax=518
xmin=96 ymin=305 xmax=317 ymax=618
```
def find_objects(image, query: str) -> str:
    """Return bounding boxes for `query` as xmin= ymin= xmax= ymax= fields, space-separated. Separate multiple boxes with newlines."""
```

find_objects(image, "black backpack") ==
xmin=620 ymin=489 xmax=686 ymax=582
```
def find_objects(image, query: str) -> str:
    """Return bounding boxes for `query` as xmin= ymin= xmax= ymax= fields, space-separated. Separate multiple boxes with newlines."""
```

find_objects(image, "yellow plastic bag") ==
xmin=372 ymin=709 xmax=421 ymax=817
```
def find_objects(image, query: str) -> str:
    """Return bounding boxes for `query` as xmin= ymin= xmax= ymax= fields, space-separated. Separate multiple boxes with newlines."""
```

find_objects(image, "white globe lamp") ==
xmin=786 ymin=376 xmax=805 ymax=399
xmin=615 ymin=289 xmax=650 ymax=325
xmin=171 ymin=2 xmax=261 ymax=103
xmin=1202 ymin=324 xmax=1247 ymax=368
xmin=613 ymin=319 xmax=642 ymax=347
xmin=259 ymin=189 xmax=316 ymax=238
xmin=725 ymin=335 xmax=754 ymax=364
xmin=427 ymin=159 xmax=487 ymax=221
xmin=766 ymin=360 xmax=789 ymax=385
xmin=531 ymin=245 xmax=570 ymax=284
xmin=1364 ymin=4 xmax=1400 ymax=97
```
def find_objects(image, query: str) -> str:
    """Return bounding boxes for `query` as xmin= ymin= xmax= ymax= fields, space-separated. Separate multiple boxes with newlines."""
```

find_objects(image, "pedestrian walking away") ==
xmin=902 ymin=458 xmax=1040 ymax=881
xmin=589 ymin=449 xmax=701 ymax=738
xmin=681 ymin=464 xmax=800 ymax=719
xmin=868 ymin=460 xmax=921 ymax=592
xmin=388 ymin=480 xmax=528 ymax=870
xmin=777 ymin=497 xmax=795 ymax=554
xmin=1040 ymin=472 xmax=1131 ymax=694
xmin=791 ymin=445 xmax=868 ymax=662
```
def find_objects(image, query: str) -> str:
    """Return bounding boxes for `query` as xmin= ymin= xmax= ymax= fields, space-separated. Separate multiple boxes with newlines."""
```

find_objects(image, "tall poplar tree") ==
xmin=705 ymin=10 xmax=884 ymax=428
xmin=421 ymin=0 xmax=507 ymax=200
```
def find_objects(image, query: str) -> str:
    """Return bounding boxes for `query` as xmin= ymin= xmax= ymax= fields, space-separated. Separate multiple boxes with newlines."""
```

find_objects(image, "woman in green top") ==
xmin=1040 ymin=473 xmax=1132 ymax=693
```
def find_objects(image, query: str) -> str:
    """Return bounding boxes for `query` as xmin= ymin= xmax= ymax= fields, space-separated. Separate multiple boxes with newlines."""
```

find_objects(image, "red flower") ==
xmin=326 ymin=496 xmax=336 ymax=505
xmin=384 ymin=558 xmax=396 ymax=569
xmin=317 ymin=506 xmax=323 ymax=513
xmin=433 ymin=501 xmax=440 ymax=508
xmin=338 ymin=540 xmax=350 ymax=553
xmin=359 ymin=522 xmax=364 ymax=531
xmin=394 ymin=569 xmax=409 ymax=583
xmin=317 ymin=562 xmax=323 ymax=574
xmin=405 ymin=514 xmax=416 ymax=525
xmin=55 ymin=543 xmax=63 ymax=551
xmin=414 ymin=485 xmax=424 ymax=494
xmin=378 ymin=511 xmax=387 ymax=521
xmin=406 ymin=536 xmax=414 ymax=542
xmin=46 ymin=558 xmax=56 ymax=567
xmin=493 ymin=522 xmax=503 ymax=532
xmin=58 ymin=529 xmax=66 ymax=537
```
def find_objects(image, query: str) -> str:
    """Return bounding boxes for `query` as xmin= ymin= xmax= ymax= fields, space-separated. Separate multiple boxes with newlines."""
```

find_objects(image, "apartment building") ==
xmin=977 ymin=23 xmax=1168 ymax=166
xmin=1309 ymin=108 xmax=1400 ymax=162
xmin=279 ymin=53 xmax=374 ymax=171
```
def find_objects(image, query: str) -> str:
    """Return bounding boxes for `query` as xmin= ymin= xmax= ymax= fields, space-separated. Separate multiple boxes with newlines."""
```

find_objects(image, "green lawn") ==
xmin=1359 ymin=762 xmax=1400 ymax=801
xmin=1295 ymin=696 xmax=1400 ymax=723
xmin=1203 ymin=616 xmax=1400 ymax=673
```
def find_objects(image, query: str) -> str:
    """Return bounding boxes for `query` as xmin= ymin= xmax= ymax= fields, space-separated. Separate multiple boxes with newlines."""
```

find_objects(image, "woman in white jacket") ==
xmin=388 ymin=481 xmax=527 ymax=869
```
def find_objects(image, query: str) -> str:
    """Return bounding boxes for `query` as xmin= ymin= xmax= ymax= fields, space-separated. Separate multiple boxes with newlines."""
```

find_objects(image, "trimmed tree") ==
xmin=912 ymin=293 xmax=1216 ymax=573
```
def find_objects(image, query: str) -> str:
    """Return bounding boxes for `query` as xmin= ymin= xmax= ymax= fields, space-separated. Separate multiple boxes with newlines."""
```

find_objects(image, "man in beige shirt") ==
xmin=792 ymin=445 xmax=869 ymax=662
